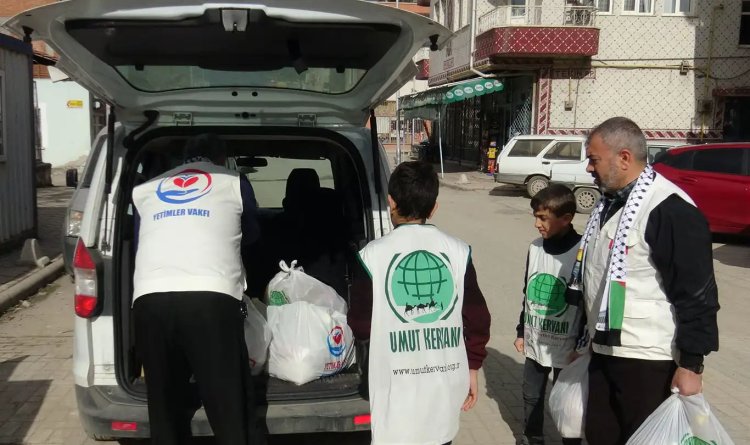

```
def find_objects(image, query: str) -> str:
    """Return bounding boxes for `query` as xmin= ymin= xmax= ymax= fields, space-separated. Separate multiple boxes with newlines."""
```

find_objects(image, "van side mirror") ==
xmin=65 ymin=168 xmax=79 ymax=188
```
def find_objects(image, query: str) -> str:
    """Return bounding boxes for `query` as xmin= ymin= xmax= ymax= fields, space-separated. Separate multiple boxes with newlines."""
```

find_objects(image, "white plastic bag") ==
xmin=266 ymin=260 xmax=347 ymax=314
xmin=267 ymin=301 xmax=355 ymax=385
xmin=243 ymin=296 xmax=272 ymax=376
xmin=627 ymin=391 xmax=734 ymax=445
xmin=549 ymin=353 xmax=591 ymax=439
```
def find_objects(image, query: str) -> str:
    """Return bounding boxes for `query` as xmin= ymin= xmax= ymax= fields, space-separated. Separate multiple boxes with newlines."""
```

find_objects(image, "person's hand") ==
xmin=672 ymin=367 xmax=703 ymax=396
xmin=462 ymin=369 xmax=479 ymax=411
xmin=513 ymin=337 xmax=524 ymax=354
xmin=568 ymin=350 xmax=582 ymax=364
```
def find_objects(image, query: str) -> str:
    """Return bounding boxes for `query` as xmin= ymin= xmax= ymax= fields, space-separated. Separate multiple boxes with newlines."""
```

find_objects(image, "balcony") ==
xmin=414 ymin=47 xmax=430 ymax=80
xmin=475 ymin=5 xmax=599 ymax=59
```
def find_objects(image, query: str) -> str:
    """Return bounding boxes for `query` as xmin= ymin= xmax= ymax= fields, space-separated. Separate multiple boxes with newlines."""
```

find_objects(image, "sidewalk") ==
xmin=382 ymin=147 xmax=505 ymax=193
xmin=0 ymin=187 xmax=73 ymax=309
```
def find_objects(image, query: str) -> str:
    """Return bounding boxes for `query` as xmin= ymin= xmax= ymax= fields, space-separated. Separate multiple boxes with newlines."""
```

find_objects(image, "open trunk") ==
xmin=113 ymin=126 xmax=375 ymax=403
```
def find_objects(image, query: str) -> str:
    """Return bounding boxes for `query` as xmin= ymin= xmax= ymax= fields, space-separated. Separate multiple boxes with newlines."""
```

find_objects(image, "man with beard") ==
xmin=570 ymin=117 xmax=720 ymax=445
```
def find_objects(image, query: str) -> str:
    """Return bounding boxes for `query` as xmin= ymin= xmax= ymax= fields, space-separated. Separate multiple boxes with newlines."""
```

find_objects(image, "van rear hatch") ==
xmin=5 ymin=0 xmax=451 ymax=127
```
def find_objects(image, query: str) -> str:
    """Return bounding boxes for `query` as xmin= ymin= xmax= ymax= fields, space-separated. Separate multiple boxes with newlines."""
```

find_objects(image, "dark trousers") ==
xmin=586 ymin=352 xmax=676 ymax=445
xmin=134 ymin=291 xmax=261 ymax=445
xmin=522 ymin=358 xmax=582 ymax=445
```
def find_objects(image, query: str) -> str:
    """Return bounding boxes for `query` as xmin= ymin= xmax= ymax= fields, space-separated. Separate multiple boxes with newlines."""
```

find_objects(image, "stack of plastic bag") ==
xmin=242 ymin=296 xmax=273 ymax=376
xmin=627 ymin=389 xmax=734 ymax=445
xmin=265 ymin=260 xmax=355 ymax=385
xmin=549 ymin=353 xmax=590 ymax=440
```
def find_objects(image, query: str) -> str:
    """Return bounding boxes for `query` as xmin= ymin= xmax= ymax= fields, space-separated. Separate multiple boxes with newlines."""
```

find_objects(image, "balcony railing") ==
xmin=478 ymin=6 xmax=543 ymax=33
xmin=564 ymin=6 xmax=598 ymax=27
xmin=477 ymin=5 xmax=597 ymax=35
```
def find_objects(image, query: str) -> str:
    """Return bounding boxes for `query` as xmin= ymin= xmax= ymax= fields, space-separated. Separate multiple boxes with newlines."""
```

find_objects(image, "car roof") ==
xmin=665 ymin=142 xmax=750 ymax=155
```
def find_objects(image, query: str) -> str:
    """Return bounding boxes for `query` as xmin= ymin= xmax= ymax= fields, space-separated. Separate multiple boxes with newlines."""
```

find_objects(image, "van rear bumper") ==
xmin=75 ymin=385 xmax=371 ymax=439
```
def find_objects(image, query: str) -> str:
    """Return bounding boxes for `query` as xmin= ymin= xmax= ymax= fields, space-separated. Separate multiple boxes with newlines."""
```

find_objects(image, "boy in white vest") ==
xmin=514 ymin=184 xmax=583 ymax=445
xmin=348 ymin=161 xmax=491 ymax=445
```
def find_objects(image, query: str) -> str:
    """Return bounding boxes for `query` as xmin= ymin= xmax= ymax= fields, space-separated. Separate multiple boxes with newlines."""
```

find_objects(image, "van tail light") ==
xmin=111 ymin=421 xmax=138 ymax=432
xmin=354 ymin=414 xmax=371 ymax=426
xmin=73 ymin=238 xmax=98 ymax=318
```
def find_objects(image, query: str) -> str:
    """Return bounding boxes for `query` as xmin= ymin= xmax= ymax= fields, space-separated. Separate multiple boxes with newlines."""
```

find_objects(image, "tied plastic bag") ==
xmin=627 ymin=390 xmax=735 ymax=445
xmin=243 ymin=297 xmax=272 ymax=376
xmin=266 ymin=260 xmax=347 ymax=314
xmin=267 ymin=301 xmax=355 ymax=385
xmin=549 ymin=353 xmax=591 ymax=439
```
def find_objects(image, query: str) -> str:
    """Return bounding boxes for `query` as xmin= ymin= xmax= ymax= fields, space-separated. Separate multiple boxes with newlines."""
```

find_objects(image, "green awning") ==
xmin=401 ymin=78 xmax=504 ymax=111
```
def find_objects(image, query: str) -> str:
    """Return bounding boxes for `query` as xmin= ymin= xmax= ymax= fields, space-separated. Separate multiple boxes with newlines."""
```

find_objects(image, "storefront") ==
xmin=402 ymin=75 xmax=534 ymax=168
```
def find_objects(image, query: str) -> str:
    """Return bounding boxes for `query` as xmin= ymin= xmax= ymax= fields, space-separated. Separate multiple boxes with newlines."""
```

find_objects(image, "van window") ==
xmin=243 ymin=157 xmax=334 ymax=208
xmin=543 ymin=141 xmax=582 ymax=160
xmin=81 ymin=136 xmax=107 ymax=188
xmin=691 ymin=149 xmax=744 ymax=176
xmin=507 ymin=139 xmax=551 ymax=158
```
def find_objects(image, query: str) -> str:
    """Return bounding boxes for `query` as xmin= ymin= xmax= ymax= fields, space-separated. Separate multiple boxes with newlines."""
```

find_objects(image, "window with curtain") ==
xmin=741 ymin=0 xmax=750 ymax=45
xmin=446 ymin=0 xmax=455 ymax=31
xmin=597 ymin=0 xmax=612 ymax=13
xmin=663 ymin=0 xmax=693 ymax=14
xmin=623 ymin=0 xmax=652 ymax=14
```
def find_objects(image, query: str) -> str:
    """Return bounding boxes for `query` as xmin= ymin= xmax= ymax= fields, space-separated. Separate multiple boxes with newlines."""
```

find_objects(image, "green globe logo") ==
xmin=388 ymin=250 xmax=456 ymax=324
xmin=527 ymin=273 xmax=568 ymax=316
xmin=681 ymin=435 xmax=716 ymax=445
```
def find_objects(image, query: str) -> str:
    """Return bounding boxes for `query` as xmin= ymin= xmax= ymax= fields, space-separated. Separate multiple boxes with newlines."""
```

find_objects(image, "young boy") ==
xmin=348 ymin=161 xmax=491 ymax=445
xmin=514 ymin=184 xmax=584 ymax=445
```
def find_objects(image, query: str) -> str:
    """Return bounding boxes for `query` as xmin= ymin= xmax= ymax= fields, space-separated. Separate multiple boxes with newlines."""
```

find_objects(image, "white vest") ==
xmin=359 ymin=224 xmax=470 ymax=445
xmin=132 ymin=161 xmax=246 ymax=301
xmin=523 ymin=239 xmax=582 ymax=368
xmin=583 ymin=174 xmax=694 ymax=361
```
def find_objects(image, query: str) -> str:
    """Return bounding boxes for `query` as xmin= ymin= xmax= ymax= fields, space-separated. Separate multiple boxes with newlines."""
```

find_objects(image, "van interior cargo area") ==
xmin=114 ymin=131 xmax=374 ymax=402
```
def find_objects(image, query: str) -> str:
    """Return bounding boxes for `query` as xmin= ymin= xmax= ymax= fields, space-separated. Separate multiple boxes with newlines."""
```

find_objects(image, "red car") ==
xmin=653 ymin=143 xmax=750 ymax=236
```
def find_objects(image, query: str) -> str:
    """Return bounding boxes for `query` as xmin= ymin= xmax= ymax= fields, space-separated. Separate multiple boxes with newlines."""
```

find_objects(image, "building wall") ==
xmin=0 ymin=40 xmax=35 ymax=248
xmin=35 ymin=79 xmax=92 ymax=167
xmin=545 ymin=0 xmax=750 ymax=138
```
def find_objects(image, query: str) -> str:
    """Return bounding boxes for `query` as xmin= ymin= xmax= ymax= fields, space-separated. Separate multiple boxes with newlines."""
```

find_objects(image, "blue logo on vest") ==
xmin=327 ymin=326 xmax=345 ymax=357
xmin=156 ymin=169 xmax=213 ymax=204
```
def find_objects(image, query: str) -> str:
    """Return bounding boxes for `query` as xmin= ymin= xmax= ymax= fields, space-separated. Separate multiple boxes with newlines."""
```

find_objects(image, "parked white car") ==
xmin=549 ymin=141 xmax=686 ymax=213
xmin=494 ymin=135 xmax=587 ymax=197
xmin=5 ymin=0 xmax=451 ymax=440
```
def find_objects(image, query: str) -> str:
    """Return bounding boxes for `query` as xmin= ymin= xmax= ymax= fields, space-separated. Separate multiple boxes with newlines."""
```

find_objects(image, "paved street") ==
xmin=0 ymin=180 xmax=749 ymax=444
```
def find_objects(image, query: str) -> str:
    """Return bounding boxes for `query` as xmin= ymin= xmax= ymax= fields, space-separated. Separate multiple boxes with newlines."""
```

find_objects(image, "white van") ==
xmin=549 ymin=141 xmax=686 ymax=213
xmin=494 ymin=135 xmax=587 ymax=197
xmin=6 ymin=0 xmax=450 ymax=440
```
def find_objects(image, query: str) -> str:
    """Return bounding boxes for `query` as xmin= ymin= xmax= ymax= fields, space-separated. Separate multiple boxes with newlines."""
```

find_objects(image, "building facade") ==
xmin=414 ymin=0 xmax=750 ymax=165
xmin=2 ymin=0 xmax=106 ymax=168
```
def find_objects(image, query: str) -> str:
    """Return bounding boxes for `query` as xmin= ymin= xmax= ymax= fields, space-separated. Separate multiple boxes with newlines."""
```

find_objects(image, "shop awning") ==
xmin=401 ymin=77 xmax=504 ymax=112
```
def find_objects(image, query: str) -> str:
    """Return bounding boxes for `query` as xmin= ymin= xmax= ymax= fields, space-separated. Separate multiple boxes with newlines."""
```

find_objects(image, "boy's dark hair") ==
xmin=388 ymin=161 xmax=439 ymax=220
xmin=530 ymin=184 xmax=576 ymax=217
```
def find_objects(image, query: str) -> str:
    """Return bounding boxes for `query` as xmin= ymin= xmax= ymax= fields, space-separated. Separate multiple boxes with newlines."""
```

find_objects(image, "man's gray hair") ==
xmin=586 ymin=117 xmax=648 ymax=162
xmin=184 ymin=133 xmax=227 ymax=163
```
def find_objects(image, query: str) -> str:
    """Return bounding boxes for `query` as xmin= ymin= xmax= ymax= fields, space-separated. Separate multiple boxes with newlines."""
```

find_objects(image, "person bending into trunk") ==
xmin=348 ymin=161 xmax=491 ymax=445
xmin=132 ymin=134 xmax=262 ymax=445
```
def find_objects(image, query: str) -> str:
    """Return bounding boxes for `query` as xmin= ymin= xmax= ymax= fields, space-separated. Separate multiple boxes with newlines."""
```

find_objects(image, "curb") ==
xmin=0 ymin=255 xmax=65 ymax=315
